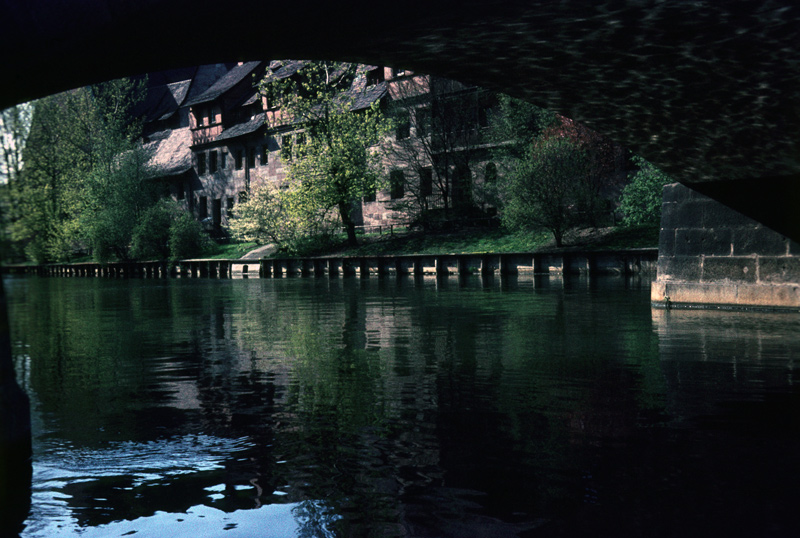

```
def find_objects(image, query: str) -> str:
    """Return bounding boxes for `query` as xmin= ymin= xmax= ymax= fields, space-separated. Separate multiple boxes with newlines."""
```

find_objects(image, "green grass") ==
xmin=204 ymin=241 xmax=259 ymax=259
xmin=299 ymin=224 xmax=659 ymax=258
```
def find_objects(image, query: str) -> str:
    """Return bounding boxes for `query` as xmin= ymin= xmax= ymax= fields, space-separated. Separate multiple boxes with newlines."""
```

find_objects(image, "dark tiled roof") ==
xmin=185 ymin=61 xmax=264 ymax=107
xmin=264 ymin=60 xmax=307 ymax=82
xmin=215 ymin=113 xmax=267 ymax=142
xmin=350 ymin=81 xmax=388 ymax=111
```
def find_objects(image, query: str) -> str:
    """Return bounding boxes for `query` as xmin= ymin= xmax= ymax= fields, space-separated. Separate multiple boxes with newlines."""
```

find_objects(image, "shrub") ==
xmin=618 ymin=155 xmax=671 ymax=227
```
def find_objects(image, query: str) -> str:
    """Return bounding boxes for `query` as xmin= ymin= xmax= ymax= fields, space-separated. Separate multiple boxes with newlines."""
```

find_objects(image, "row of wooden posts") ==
xmin=2 ymin=250 xmax=657 ymax=279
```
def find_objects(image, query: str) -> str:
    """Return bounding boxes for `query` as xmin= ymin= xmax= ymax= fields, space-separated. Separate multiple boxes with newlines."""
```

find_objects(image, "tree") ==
xmin=228 ymin=182 xmax=334 ymax=254
xmin=501 ymin=136 xmax=592 ymax=247
xmin=5 ymin=77 xmax=154 ymax=263
xmin=491 ymin=95 xmax=629 ymax=246
xmin=8 ymin=90 xmax=95 ymax=262
xmin=0 ymin=103 xmax=33 ymax=260
xmin=258 ymin=61 xmax=391 ymax=247
xmin=131 ymin=199 xmax=211 ymax=262
xmin=618 ymin=154 xmax=671 ymax=227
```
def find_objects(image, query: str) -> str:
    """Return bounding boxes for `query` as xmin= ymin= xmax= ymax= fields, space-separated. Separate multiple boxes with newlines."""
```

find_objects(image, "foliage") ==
xmin=4 ymin=78 xmax=152 ymax=263
xmin=228 ymin=182 xmax=337 ymax=254
xmin=618 ymin=154 xmax=671 ymax=226
xmin=168 ymin=210 xmax=212 ymax=261
xmin=131 ymin=199 xmax=211 ymax=261
xmin=500 ymin=137 xmax=593 ymax=247
xmin=491 ymin=95 xmax=627 ymax=246
xmin=257 ymin=61 xmax=392 ymax=247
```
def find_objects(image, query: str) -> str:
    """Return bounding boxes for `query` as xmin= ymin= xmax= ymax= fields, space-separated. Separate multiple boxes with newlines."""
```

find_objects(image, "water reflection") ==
xmin=4 ymin=275 xmax=800 ymax=537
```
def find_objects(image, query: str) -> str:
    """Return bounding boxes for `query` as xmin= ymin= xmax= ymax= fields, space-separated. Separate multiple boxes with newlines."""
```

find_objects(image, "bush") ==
xmin=130 ymin=201 xmax=173 ymax=260
xmin=618 ymin=155 xmax=671 ymax=227
xmin=168 ymin=212 xmax=212 ymax=261
xmin=130 ymin=200 xmax=211 ymax=262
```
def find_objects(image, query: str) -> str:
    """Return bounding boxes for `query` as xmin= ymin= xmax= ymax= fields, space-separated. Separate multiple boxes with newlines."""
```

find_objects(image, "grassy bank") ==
xmin=263 ymin=224 xmax=659 ymax=259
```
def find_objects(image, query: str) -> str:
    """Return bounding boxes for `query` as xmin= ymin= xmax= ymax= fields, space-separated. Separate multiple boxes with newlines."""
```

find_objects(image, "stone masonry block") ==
xmin=658 ymin=256 xmax=702 ymax=281
xmin=702 ymin=256 xmax=757 ymax=283
xmin=733 ymin=225 xmax=789 ymax=256
xmin=675 ymin=228 xmax=732 ymax=257
xmin=658 ymin=227 xmax=676 ymax=257
xmin=701 ymin=199 xmax=759 ymax=229
xmin=675 ymin=200 xmax=707 ymax=229
xmin=662 ymin=183 xmax=688 ymax=204
xmin=758 ymin=257 xmax=800 ymax=284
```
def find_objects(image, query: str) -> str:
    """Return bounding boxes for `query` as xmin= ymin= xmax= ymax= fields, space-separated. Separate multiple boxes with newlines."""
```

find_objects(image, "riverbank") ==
xmin=247 ymin=224 xmax=659 ymax=259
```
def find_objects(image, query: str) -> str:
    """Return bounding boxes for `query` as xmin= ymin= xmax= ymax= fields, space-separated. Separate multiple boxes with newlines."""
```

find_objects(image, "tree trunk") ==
xmin=339 ymin=201 xmax=358 ymax=247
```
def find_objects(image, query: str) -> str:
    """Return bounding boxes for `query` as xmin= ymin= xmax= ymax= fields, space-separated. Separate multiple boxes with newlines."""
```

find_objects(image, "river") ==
xmin=4 ymin=275 xmax=800 ymax=537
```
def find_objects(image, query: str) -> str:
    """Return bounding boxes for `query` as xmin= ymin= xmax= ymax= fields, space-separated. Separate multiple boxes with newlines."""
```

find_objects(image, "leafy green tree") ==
xmin=618 ymin=154 xmax=671 ymax=227
xmin=5 ymin=78 xmax=151 ymax=263
xmin=491 ymin=95 xmax=627 ymax=245
xmin=131 ymin=199 xmax=211 ymax=262
xmin=9 ymin=90 xmax=96 ymax=262
xmin=501 ymin=137 xmax=592 ymax=248
xmin=258 ymin=61 xmax=392 ymax=247
xmin=228 ymin=182 xmax=334 ymax=254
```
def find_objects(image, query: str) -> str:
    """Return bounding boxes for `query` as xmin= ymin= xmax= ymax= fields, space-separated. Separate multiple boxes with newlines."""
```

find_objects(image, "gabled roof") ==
xmin=144 ymin=127 xmax=192 ymax=178
xmin=185 ymin=61 xmax=264 ymax=107
xmin=215 ymin=113 xmax=267 ymax=143
xmin=264 ymin=60 xmax=307 ymax=82
xmin=350 ymin=81 xmax=388 ymax=111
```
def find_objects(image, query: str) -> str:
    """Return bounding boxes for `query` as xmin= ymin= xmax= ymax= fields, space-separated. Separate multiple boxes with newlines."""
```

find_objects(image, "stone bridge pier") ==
xmin=653 ymin=184 xmax=800 ymax=310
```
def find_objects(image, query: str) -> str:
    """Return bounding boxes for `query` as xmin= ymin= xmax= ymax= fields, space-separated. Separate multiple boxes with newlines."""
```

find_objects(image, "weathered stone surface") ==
xmin=702 ymin=256 xmax=757 ymax=283
xmin=675 ymin=228 xmax=732 ymax=257
xmin=758 ymin=257 xmax=800 ymax=284
xmin=733 ymin=226 xmax=790 ymax=257
xmin=657 ymin=256 xmax=702 ymax=282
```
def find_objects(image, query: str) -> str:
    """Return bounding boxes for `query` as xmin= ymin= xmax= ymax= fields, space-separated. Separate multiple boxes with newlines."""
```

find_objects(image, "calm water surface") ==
xmin=5 ymin=275 xmax=800 ymax=537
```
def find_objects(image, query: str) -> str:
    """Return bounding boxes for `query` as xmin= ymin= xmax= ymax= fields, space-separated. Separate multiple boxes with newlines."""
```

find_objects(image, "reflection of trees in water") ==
xmin=8 ymin=276 xmax=686 ymax=536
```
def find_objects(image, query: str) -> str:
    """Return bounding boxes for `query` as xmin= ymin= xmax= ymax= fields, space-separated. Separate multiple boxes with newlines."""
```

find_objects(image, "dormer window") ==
xmin=366 ymin=69 xmax=383 ymax=86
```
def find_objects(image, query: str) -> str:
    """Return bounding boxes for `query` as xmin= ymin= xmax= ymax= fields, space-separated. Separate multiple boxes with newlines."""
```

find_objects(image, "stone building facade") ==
xmin=141 ymin=61 xmax=502 ymax=235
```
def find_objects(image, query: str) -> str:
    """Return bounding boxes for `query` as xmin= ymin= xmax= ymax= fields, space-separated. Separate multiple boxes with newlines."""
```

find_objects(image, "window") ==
xmin=364 ymin=188 xmax=376 ymax=203
xmin=366 ymin=69 xmax=383 ymax=86
xmin=234 ymin=149 xmax=243 ymax=170
xmin=197 ymin=153 xmax=206 ymax=175
xmin=238 ymin=191 xmax=248 ymax=204
xmin=209 ymin=150 xmax=218 ymax=173
xmin=485 ymin=162 xmax=497 ymax=183
xmin=420 ymin=168 xmax=433 ymax=196
xmin=220 ymin=151 xmax=227 ymax=169
xmin=198 ymin=196 xmax=208 ymax=219
xmin=281 ymin=135 xmax=293 ymax=162
xmin=415 ymin=108 xmax=431 ymax=137
xmin=295 ymin=133 xmax=305 ymax=156
xmin=247 ymin=147 xmax=256 ymax=169
xmin=396 ymin=114 xmax=410 ymax=140
xmin=212 ymin=199 xmax=222 ymax=228
xmin=227 ymin=197 xmax=235 ymax=217
xmin=177 ymin=181 xmax=185 ymax=200
xmin=261 ymin=145 xmax=268 ymax=166
xmin=390 ymin=170 xmax=405 ymax=199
